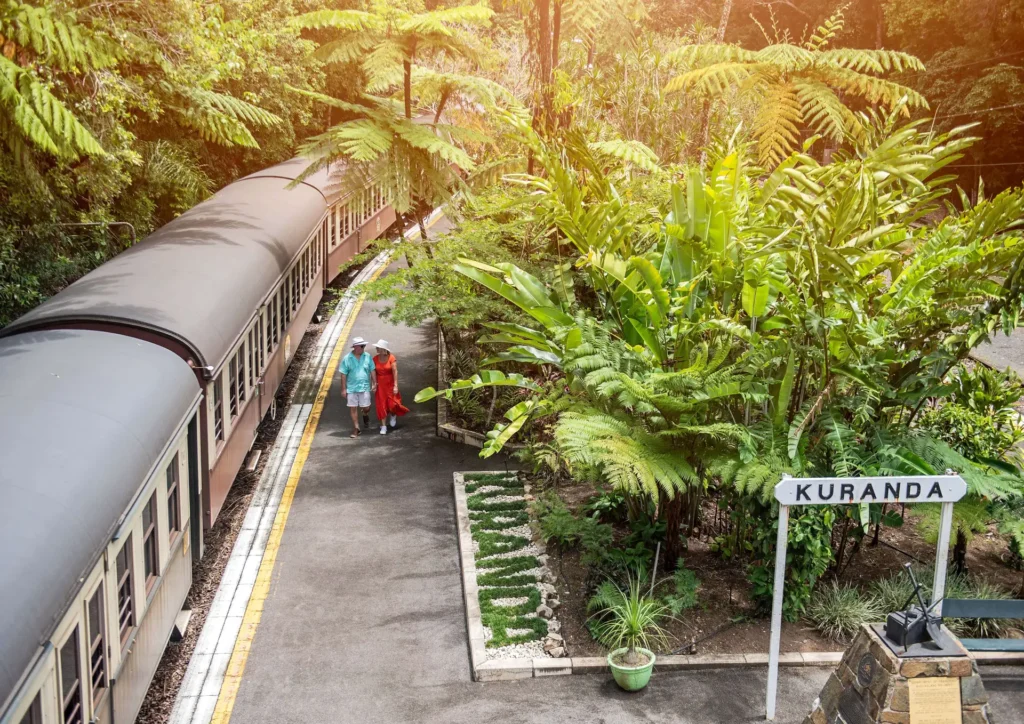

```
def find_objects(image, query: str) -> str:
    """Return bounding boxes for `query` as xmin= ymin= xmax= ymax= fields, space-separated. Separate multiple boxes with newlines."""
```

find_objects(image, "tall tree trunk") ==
xmin=664 ymin=494 xmax=685 ymax=571
xmin=697 ymin=0 xmax=734 ymax=167
xmin=433 ymin=90 xmax=450 ymax=124
xmin=875 ymin=0 xmax=885 ymax=49
xmin=552 ymin=0 xmax=562 ymax=70
xmin=952 ymin=527 xmax=969 ymax=575
xmin=536 ymin=0 xmax=552 ymax=133
xmin=404 ymin=60 xmax=413 ymax=119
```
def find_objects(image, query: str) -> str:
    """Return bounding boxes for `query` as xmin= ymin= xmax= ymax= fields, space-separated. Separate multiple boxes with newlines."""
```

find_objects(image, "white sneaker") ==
xmin=379 ymin=425 xmax=387 ymax=435
xmin=389 ymin=414 xmax=397 ymax=428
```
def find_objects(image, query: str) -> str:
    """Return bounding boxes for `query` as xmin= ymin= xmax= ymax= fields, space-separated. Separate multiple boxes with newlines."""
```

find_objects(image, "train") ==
xmin=0 ymin=159 xmax=397 ymax=724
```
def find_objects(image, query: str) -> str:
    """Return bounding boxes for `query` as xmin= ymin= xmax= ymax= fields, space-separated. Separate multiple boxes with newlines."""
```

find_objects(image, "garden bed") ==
xmin=529 ymin=476 xmax=1024 ymax=661
xmin=454 ymin=472 xmax=567 ymax=679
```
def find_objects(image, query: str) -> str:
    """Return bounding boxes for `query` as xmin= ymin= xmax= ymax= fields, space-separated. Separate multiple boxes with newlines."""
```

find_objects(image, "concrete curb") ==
xmin=168 ymin=248 xmax=393 ymax=724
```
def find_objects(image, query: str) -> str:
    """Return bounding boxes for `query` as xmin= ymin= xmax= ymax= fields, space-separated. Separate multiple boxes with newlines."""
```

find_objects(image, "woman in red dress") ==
xmin=373 ymin=339 xmax=409 ymax=434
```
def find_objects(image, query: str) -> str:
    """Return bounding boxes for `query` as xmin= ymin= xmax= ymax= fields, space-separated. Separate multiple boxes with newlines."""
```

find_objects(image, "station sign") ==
xmin=764 ymin=473 xmax=966 ymax=720
xmin=774 ymin=475 xmax=967 ymax=506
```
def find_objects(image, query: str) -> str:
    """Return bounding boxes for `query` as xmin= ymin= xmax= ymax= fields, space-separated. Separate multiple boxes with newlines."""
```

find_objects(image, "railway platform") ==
xmin=169 ymin=220 xmax=1024 ymax=724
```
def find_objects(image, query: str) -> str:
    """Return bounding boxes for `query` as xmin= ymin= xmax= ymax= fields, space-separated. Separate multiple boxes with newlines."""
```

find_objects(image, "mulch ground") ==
xmin=136 ymin=268 xmax=365 ymax=724
xmin=542 ymin=477 xmax=1024 ymax=660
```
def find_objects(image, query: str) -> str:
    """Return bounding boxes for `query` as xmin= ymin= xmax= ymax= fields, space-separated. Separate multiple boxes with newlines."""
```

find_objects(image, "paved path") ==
xmin=973 ymin=332 xmax=1024 ymax=377
xmin=224 ymin=228 xmax=1024 ymax=723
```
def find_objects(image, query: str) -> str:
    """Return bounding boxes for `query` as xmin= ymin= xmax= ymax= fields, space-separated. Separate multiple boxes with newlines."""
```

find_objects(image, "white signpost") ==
xmin=764 ymin=473 xmax=968 ymax=720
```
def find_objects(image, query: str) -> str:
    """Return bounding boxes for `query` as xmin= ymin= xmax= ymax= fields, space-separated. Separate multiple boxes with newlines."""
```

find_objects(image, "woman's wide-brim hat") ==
xmin=375 ymin=339 xmax=389 ymax=352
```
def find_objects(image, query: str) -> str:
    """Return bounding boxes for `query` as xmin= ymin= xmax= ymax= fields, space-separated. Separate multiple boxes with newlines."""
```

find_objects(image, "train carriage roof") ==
xmin=0 ymin=330 xmax=200 ymax=712
xmin=0 ymin=160 xmax=333 ymax=372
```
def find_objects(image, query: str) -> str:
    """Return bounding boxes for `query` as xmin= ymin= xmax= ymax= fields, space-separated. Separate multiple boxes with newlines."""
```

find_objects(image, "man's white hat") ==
xmin=375 ymin=339 xmax=389 ymax=351
xmin=351 ymin=336 xmax=367 ymax=347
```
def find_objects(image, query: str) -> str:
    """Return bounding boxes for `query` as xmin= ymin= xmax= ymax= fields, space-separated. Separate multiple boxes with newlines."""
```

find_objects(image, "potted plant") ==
xmin=587 ymin=576 xmax=671 ymax=691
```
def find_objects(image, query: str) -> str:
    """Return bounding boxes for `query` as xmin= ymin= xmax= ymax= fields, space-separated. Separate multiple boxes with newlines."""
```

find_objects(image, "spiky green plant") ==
xmin=587 ymin=576 xmax=672 ymax=665
xmin=806 ymin=580 xmax=883 ymax=642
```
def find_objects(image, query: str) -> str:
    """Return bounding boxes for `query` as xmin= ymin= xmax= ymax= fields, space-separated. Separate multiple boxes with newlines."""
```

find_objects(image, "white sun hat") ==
xmin=375 ymin=339 xmax=390 ymax=352
xmin=351 ymin=336 xmax=367 ymax=347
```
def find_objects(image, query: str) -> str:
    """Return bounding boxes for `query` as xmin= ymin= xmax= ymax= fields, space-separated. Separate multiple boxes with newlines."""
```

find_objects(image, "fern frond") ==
xmin=290 ymin=9 xmax=383 ymax=32
xmin=5 ymin=2 xmax=121 ymax=71
xmin=0 ymin=55 xmax=103 ymax=158
xmin=588 ymin=139 xmax=660 ymax=173
xmin=753 ymin=82 xmax=802 ymax=166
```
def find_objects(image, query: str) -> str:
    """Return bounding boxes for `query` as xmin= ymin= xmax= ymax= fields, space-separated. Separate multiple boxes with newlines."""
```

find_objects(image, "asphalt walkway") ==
xmin=225 ymin=232 xmax=1024 ymax=723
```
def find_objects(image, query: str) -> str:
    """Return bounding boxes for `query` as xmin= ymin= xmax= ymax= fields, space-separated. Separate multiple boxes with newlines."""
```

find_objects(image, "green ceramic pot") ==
xmin=608 ymin=647 xmax=655 ymax=691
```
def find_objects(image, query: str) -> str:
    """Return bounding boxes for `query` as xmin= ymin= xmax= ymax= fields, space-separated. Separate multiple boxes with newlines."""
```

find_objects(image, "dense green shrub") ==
xmin=917 ymin=404 xmax=1024 ymax=464
xmin=749 ymin=506 xmax=835 ymax=621
xmin=806 ymin=581 xmax=884 ymax=642
xmin=533 ymin=492 xmax=614 ymax=555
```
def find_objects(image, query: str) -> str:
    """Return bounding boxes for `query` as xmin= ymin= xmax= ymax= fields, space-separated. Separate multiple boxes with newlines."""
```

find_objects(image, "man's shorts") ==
xmin=347 ymin=390 xmax=371 ymax=408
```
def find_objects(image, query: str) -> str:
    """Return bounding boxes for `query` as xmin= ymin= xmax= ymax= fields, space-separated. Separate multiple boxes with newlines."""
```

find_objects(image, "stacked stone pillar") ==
xmin=804 ymin=624 xmax=992 ymax=724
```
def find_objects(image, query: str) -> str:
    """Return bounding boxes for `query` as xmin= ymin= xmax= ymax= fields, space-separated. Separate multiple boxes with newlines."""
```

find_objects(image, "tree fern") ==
xmin=554 ymin=409 xmax=697 ymax=500
xmin=664 ymin=7 xmax=927 ymax=165
xmin=168 ymin=86 xmax=281 ymax=149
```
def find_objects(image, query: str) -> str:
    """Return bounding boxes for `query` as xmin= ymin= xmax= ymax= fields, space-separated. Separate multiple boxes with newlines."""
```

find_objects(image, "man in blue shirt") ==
xmin=340 ymin=336 xmax=376 ymax=438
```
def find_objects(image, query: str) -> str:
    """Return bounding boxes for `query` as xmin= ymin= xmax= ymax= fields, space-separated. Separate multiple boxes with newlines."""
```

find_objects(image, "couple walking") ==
xmin=340 ymin=336 xmax=409 ymax=438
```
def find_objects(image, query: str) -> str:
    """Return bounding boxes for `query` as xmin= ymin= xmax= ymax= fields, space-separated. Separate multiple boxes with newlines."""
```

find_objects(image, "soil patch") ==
xmin=610 ymin=650 xmax=653 ymax=668
xmin=135 ymin=267 xmax=367 ymax=724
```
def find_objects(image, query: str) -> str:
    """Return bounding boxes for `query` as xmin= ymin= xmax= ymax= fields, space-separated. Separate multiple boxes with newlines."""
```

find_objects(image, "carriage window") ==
xmin=247 ymin=328 xmax=256 ymax=391
xmin=142 ymin=495 xmax=159 ymax=591
xmin=167 ymin=454 xmax=181 ymax=542
xmin=291 ymin=267 xmax=300 ymax=309
xmin=279 ymin=284 xmax=289 ymax=329
xmin=228 ymin=358 xmax=238 ymax=419
xmin=235 ymin=346 xmax=246 ymax=406
xmin=17 ymin=693 xmax=41 ymax=724
xmin=116 ymin=538 xmax=134 ymax=646
xmin=269 ymin=294 xmax=279 ymax=348
xmin=257 ymin=315 xmax=266 ymax=371
xmin=59 ymin=628 xmax=83 ymax=724
xmin=87 ymin=586 xmax=107 ymax=706
xmin=213 ymin=374 xmax=224 ymax=442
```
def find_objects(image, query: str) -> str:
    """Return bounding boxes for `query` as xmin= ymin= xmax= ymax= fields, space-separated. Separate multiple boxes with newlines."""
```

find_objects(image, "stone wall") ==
xmin=804 ymin=624 xmax=992 ymax=724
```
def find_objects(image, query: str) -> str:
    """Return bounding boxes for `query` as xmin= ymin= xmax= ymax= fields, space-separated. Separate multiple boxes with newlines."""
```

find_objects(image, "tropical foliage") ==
xmin=420 ymin=105 xmax=1024 ymax=616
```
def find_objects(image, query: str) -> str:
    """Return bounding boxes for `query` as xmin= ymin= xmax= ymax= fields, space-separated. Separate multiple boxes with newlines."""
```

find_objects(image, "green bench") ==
xmin=942 ymin=599 xmax=1024 ymax=652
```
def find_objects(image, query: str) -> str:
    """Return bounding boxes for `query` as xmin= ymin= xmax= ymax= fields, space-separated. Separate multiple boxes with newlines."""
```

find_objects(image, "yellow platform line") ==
xmin=209 ymin=261 xmax=388 ymax=724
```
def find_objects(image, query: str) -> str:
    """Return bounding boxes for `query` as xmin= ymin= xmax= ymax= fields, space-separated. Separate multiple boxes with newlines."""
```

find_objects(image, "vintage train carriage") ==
xmin=0 ymin=160 xmax=396 ymax=542
xmin=0 ymin=330 xmax=201 ymax=724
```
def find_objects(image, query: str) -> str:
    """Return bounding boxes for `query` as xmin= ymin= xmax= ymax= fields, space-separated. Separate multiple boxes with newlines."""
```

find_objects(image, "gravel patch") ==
xmin=473 ymin=542 xmax=544 ymax=559
xmin=489 ymin=596 xmax=530 ymax=607
xmin=488 ymin=641 xmax=546 ymax=659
